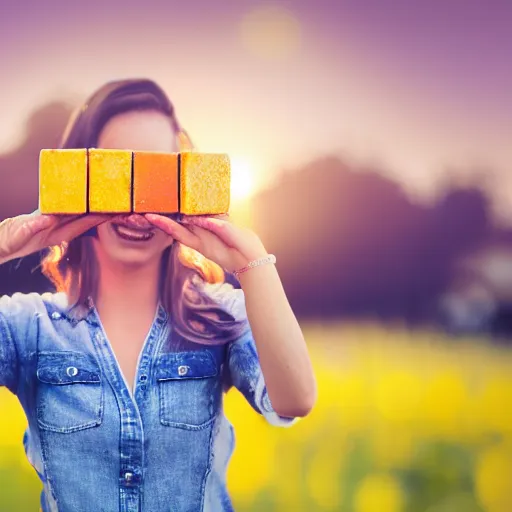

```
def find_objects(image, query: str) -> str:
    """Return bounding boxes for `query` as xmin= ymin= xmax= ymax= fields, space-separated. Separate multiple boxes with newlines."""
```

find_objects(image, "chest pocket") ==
xmin=155 ymin=351 xmax=220 ymax=430
xmin=36 ymin=351 xmax=104 ymax=434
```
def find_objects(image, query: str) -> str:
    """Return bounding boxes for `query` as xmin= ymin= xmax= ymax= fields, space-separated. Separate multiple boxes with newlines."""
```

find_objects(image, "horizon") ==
xmin=0 ymin=94 xmax=508 ymax=228
xmin=0 ymin=0 xmax=509 ymax=210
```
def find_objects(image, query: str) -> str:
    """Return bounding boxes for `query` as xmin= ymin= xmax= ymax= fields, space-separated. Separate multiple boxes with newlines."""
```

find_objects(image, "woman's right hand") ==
xmin=0 ymin=211 xmax=110 ymax=264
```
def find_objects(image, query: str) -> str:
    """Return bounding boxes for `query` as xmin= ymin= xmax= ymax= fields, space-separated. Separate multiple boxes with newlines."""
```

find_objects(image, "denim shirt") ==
xmin=0 ymin=284 xmax=295 ymax=512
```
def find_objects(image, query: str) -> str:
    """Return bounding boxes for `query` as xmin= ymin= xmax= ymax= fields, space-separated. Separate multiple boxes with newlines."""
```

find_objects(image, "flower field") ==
xmin=1 ymin=323 xmax=511 ymax=511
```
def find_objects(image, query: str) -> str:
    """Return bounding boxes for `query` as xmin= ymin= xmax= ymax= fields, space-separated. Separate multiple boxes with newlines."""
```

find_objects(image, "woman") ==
xmin=0 ymin=78 xmax=316 ymax=512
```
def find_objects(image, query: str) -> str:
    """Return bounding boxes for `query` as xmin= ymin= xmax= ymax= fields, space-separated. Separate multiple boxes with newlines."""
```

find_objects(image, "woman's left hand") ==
xmin=144 ymin=214 xmax=269 ymax=273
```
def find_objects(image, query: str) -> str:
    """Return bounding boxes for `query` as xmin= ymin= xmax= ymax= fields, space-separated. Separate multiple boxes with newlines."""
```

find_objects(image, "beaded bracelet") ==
xmin=233 ymin=254 xmax=276 ymax=278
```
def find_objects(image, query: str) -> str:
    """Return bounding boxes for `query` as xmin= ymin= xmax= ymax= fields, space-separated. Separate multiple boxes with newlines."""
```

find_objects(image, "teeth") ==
xmin=114 ymin=225 xmax=153 ymax=241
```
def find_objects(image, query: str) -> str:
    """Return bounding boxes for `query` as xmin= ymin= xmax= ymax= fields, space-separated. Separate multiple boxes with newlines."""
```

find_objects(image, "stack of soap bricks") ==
xmin=39 ymin=149 xmax=230 ymax=215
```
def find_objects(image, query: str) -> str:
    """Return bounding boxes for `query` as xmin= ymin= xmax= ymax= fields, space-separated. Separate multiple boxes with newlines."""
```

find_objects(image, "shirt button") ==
xmin=51 ymin=311 xmax=61 ymax=320
xmin=178 ymin=365 xmax=189 ymax=376
xmin=66 ymin=366 xmax=78 ymax=377
xmin=124 ymin=472 xmax=133 ymax=482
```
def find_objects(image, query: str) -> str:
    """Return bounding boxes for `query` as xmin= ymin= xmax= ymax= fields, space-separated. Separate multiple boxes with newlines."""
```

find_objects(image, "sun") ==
xmin=230 ymin=157 xmax=255 ymax=201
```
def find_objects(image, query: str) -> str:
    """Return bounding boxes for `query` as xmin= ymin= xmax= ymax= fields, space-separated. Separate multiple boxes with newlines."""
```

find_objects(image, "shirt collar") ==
xmin=53 ymin=296 xmax=168 ymax=327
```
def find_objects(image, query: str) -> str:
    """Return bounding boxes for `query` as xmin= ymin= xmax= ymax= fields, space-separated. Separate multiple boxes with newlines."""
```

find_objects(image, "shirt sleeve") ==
xmin=198 ymin=278 xmax=298 ymax=427
xmin=0 ymin=308 xmax=19 ymax=395
xmin=0 ymin=292 xmax=48 ymax=396
xmin=227 ymin=330 xmax=298 ymax=427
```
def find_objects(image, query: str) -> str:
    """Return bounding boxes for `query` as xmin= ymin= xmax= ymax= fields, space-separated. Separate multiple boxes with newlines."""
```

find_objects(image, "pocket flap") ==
xmin=155 ymin=351 xmax=217 ymax=381
xmin=36 ymin=351 xmax=102 ymax=385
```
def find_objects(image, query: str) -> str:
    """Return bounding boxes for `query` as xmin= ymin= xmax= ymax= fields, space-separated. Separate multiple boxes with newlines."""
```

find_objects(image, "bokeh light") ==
xmin=239 ymin=4 xmax=302 ymax=62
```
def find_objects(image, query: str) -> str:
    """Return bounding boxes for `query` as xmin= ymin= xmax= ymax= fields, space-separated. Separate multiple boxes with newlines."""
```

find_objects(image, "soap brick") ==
xmin=133 ymin=152 xmax=178 ymax=213
xmin=88 ymin=149 xmax=132 ymax=213
xmin=39 ymin=149 xmax=87 ymax=214
xmin=180 ymin=153 xmax=230 ymax=215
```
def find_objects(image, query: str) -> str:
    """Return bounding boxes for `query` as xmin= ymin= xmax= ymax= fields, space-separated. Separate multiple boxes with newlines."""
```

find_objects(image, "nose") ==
xmin=114 ymin=214 xmax=154 ymax=230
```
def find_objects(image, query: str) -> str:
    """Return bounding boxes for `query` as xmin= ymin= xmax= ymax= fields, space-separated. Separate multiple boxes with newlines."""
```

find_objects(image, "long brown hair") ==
xmin=41 ymin=79 xmax=248 ymax=344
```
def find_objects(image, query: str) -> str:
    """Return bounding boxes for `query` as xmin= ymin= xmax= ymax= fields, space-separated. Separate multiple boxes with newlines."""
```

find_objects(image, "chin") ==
xmin=94 ymin=221 xmax=170 ymax=267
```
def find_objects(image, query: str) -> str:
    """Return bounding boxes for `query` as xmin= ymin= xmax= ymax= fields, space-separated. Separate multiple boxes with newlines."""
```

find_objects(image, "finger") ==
xmin=45 ymin=212 xmax=95 ymax=230
xmin=144 ymin=214 xmax=201 ymax=250
xmin=51 ymin=215 xmax=83 ymax=229
xmin=17 ymin=210 xmax=58 ymax=224
xmin=181 ymin=223 xmax=224 ymax=248
xmin=26 ymin=214 xmax=59 ymax=232
xmin=207 ymin=213 xmax=230 ymax=221
xmin=181 ymin=213 xmax=230 ymax=222
xmin=49 ymin=214 xmax=111 ymax=243
xmin=181 ymin=214 xmax=230 ymax=224
xmin=16 ymin=214 xmax=59 ymax=240
xmin=64 ymin=214 xmax=111 ymax=236
xmin=181 ymin=216 xmax=239 ymax=248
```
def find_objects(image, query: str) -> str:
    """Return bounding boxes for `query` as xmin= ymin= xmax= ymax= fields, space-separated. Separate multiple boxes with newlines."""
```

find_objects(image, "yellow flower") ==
xmin=374 ymin=371 xmax=424 ymax=425
xmin=225 ymin=389 xmax=277 ymax=504
xmin=336 ymin=372 xmax=369 ymax=432
xmin=306 ymin=433 xmax=345 ymax=509
xmin=422 ymin=371 xmax=468 ymax=437
xmin=475 ymin=443 xmax=512 ymax=512
xmin=273 ymin=444 xmax=305 ymax=510
xmin=478 ymin=377 xmax=512 ymax=434
xmin=354 ymin=473 xmax=404 ymax=512
xmin=0 ymin=389 xmax=27 ymax=447
xmin=370 ymin=425 xmax=415 ymax=469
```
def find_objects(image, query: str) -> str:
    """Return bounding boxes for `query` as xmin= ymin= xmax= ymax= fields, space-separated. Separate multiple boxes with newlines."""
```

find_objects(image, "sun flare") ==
xmin=230 ymin=157 xmax=255 ymax=201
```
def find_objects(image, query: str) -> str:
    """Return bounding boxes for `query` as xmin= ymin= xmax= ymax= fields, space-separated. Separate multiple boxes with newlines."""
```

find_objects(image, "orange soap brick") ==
xmin=133 ymin=152 xmax=179 ymax=213
xmin=39 ymin=149 xmax=87 ymax=214
xmin=88 ymin=149 xmax=132 ymax=213
xmin=180 ymin=153 xmax=230 ymax=215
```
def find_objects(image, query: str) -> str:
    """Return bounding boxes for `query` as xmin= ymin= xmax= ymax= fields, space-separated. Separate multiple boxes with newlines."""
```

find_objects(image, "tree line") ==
xmin=0 ymin=102 xmax=502 ymax=329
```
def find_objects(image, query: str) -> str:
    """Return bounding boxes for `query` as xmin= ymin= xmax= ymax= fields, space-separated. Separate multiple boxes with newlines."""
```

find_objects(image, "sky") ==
xmin=0 ymin=0 xmax=510 ymax=205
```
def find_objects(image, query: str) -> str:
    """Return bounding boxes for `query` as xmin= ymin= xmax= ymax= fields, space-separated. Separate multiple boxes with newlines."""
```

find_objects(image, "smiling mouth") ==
xmin=111 ymin=223 xmax=155 ymax=242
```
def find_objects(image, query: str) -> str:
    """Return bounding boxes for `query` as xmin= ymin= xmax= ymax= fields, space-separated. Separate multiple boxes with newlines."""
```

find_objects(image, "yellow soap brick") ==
xmin=88 ymin=149 xmax=132 ymax=213
xmin=39 ymin=149 xmax=87 ymax=214
xmin=180 ymin=153 xmax=230 ymax=215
